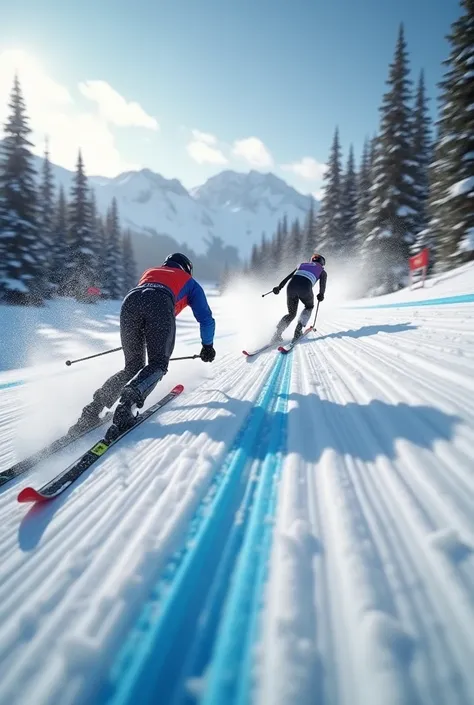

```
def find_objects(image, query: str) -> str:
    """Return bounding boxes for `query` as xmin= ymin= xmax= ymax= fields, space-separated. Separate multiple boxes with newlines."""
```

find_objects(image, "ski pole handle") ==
xmin=65 ymin=347 xmax=123 ymax=366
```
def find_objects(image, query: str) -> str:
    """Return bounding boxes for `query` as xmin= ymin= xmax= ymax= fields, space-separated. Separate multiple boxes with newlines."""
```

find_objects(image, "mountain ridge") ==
xmin=30 ymin=154 xmax=318 ymax=260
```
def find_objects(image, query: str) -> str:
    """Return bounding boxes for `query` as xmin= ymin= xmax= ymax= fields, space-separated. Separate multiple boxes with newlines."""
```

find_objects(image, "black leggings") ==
xmin=276 ymin=276 xmax=314 ymax=336
xmin=93 ymin=287 xmax=176 ymax=408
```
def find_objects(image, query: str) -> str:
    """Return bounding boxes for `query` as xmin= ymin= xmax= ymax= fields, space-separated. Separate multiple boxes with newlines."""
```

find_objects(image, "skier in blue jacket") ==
xmin=271 ymin=253 xmax=327 ymax=343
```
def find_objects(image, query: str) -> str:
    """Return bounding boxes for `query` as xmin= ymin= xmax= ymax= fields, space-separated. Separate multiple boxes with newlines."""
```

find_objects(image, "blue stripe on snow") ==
xmin=0 ymin=379 xmax=24 ymax=390
xmin=203 ymin=353 xmax=292 ymax=705
xmin=105 ymin=355 xmax=290 ymax=705
xmin=345 ymin=292 xmax=474 ymax=310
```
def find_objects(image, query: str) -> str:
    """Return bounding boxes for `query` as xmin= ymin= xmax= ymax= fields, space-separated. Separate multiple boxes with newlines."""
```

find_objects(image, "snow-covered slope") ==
xmin=35 ymin=154 xmax=315 ymax=258
xmin=0 ymin=266 xmax=474 ymax=705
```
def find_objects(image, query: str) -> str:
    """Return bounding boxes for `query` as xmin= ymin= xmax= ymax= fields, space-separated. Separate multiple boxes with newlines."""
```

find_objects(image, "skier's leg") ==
xmin=272 ymin=289 xmax=299 ymax=342
xmin=123 ymin=289 xmax=175 ymax=404
xmin=293 ymin=282 xmax=314 ymax=340
xmin=70 ymin=293 xmax=145 ymax=433
xmin=110 ymin=290 xmax=175 ymax=435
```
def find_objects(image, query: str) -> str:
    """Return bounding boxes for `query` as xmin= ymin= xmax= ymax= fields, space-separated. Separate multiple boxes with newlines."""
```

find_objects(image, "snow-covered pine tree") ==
xmin=355 ymin=138 xmax=372 ymax=245
xmin=431 ymin=0 xmax=474 ymax=263
xmin=51 ymin=186 xmax=69 ymax=290
xmin=341 ymin=144 xmax=358 ymax=257
xmin=410 ymin=70 xmax=432 ymax=254
xmin=88 ymin=188 xmax=104 ymax=286
xmin=302 ymin=196 xmax=319 ymax=259
xmin=271 ymin=219 xmax=284 ymax=273
xmin=122 ymin=229 xmax=137 ymax=294
xmin=37 ymin=138 xmax=55 ymax=295
xmin=317 ymin=127 xmax=343 ymax=258
xmin=0 ymin=76 xmax=43 ymax=304
xmin=361 ymin=24 xmax=418 ymax=294
xmin=103 ymin=197 xmax=124 ymax=299
xmin=65 ymin=151 xmax=96 ymax=298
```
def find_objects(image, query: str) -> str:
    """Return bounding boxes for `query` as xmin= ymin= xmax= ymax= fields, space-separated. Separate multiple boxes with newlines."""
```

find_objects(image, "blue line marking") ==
xmin=0 ymin=380 xmax=24 ymax=390
xmin=104 ymin=356 xmax=288 ymax=705
xmin=345 ymin=292 xmax=474 ymax=310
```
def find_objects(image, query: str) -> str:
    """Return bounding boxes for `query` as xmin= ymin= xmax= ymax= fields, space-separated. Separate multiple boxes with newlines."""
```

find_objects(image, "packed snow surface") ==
xmin=0 ymin=265 xmax=474 ymax=705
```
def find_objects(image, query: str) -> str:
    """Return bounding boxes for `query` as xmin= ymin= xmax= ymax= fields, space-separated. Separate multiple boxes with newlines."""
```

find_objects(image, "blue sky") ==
xmin=1 ymin=0 xmax=461 ymax=194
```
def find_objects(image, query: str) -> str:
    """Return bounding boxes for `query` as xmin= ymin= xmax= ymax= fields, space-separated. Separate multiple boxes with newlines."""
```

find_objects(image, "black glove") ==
xmin=200 ymin=344 xmax=216 ymax=362
xmin=273 ymin=286 xmax=280 ymax=295
xmin=317 ymin=293 xmax=324 ymax=302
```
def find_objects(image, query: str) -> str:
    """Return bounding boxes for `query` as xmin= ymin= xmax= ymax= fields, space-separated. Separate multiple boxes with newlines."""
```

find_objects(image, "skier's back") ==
xmin=271 ymin=253 xmax=327 ymax=343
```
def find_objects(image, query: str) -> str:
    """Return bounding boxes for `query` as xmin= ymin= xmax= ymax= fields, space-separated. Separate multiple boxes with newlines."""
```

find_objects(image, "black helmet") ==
xmin=163 ymin=252 xmax=193 ymax=276
xmin=311 ymin=252 xmax=325 ymax=267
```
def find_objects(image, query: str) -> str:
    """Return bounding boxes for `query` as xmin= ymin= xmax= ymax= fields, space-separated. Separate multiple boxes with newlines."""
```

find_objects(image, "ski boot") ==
xmin=292 ymin=322 xmax=303 ymax=343
xmin=105 ymin=386 xmax=143 ymax=443
xmin=67 ymin=398 xmax=104 ymax=437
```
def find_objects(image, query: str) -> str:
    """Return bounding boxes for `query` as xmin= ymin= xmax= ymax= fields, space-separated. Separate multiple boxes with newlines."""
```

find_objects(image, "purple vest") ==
xmin=294 ymin=262 xmax=323 ymax=286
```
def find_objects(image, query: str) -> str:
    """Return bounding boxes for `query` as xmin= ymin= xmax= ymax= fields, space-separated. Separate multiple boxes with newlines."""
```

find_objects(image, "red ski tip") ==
xmin=18 ymin=487 xmax=46 ymax=503
xmin=171 ymin=384 xmax=184 ymax=393
xmin=242 ymin=351 xmax=249 ymax=356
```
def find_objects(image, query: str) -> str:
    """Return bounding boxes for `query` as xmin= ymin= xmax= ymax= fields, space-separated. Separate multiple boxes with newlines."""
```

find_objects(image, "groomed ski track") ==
xmin=1 ymin=287 xmax=474 ymax=705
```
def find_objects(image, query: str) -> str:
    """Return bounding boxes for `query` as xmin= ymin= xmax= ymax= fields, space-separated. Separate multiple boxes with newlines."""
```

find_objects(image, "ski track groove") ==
xmin=0 ymin=297 xmax=474 ymax=705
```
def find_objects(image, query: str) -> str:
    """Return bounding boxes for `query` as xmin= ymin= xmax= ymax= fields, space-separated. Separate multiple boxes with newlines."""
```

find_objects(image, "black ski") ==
xmin=17 ymin=384 xmax=184 ymax=503
xmin=0 ymin=411 xmax=113 ymax=489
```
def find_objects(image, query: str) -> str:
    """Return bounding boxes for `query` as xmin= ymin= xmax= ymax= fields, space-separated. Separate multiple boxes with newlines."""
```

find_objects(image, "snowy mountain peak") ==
xmin=29 ymin=152 xmax=317 ymax=259
xmin=191 ymin=169 xmax=311 ymax=215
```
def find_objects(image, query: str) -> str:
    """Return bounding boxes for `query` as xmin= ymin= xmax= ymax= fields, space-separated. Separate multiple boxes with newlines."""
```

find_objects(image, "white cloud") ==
xmin=281 ymin=157 xmax=327 ymax=181
xmin=79 ymin=80 xmax=158 ymax=130
xmin=0 ymin=49 xmax=153 ymax=176
xmin=190 ymin=129 xmax=217 ymax=145
xmin=232 ymin=137 xmax=273 ymax=168
xmin=186 ymin=129 xmax=228 ymax=164
xmin=313 ymin=189 xmax=325 ymax=201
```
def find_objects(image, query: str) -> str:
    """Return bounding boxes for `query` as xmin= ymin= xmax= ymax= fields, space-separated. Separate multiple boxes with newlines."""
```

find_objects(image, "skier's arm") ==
xmin=317 ymin=269 xmax=327 ymax=300
xmin=187 ymin=279 xmax=216 ymax=345
xmin=275 ymin=269 xmax=297 ymax=292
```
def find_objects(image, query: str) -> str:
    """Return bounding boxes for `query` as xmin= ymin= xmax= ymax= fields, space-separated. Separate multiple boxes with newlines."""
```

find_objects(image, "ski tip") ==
xmin=18 ymin=487 xmax=46 ymax=503
xmin=278 ymin=346 xmax=287 ymax=353
xmin=242 ymin=350 xmax=250 ymax=356
xmin=171 ymin=384 xmax=184 ymax=394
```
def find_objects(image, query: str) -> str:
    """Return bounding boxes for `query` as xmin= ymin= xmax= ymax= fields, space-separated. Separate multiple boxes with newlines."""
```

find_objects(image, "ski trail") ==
xmin=101 ymin=354 xmax=291 ymax=705
xmin=258 ymin=305 xmax=474 ymax=705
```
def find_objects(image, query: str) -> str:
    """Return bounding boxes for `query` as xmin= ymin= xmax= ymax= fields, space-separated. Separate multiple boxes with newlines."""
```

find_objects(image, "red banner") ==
xmin=409 ymin=248 xmax=429 ymax=271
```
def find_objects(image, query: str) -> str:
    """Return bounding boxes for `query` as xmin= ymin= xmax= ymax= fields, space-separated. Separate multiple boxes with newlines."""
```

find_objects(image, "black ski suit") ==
xmin=274 ymin=262 xmax=327 ymax=337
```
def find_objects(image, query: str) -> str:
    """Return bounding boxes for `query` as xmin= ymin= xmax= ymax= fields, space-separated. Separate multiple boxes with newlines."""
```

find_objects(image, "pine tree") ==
xmin=103 ymin=197 xmax=124 ymax=299
xmin=302 ymin=197 xmax=318 ymax=258
xmin=0 ymin=76 xmax=43 ymax=304
xmin=38 ymin=139 xmax=55 ymax=293
xmin=271 ymin=219 xmax=284 ymax=273
xmin=355 ymin=138 xmax=372 ymax=245
xmin=361 ymin=24 xmax=418 ymax=294
xmin=341 ymin=144 xmax=358 ymax=256
xmin=122 ymin=229 xmax=137 ymax=294
xmin=431 ymin=0 xmax=474 ymax=263
xmin=318 ymin=127 xmax=343 ymax=257
xmin=65 ymin=151 xmax=96 ymax=297
xmin=51 ymin=186 xmax=69 ymax=289
xmin=411 ymin=70 xmax=432 ymax=252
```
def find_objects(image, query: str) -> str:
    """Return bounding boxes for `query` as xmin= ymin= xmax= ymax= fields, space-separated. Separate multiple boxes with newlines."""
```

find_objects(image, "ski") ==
xmin=17 ymin=384 xmax=184 ymax=504
xmin=242 ymin=342 xmax=276 ymax=357
xmin=278 ymin=326 xmax=314 ymax=354
xmin=0 ymin=411 xmax=114 ymax=489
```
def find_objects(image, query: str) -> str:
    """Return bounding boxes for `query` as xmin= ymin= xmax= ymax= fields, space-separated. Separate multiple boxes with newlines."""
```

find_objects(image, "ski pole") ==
xmin=65 ymin=351 xmax=201 ymax=366
xmin=262 ymin=290 xmax=274 ymax=297
xmin=65 ymin=347 xmax=122 ymax=365
xmin=311 ymin=300 xmax=320 ymax=329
